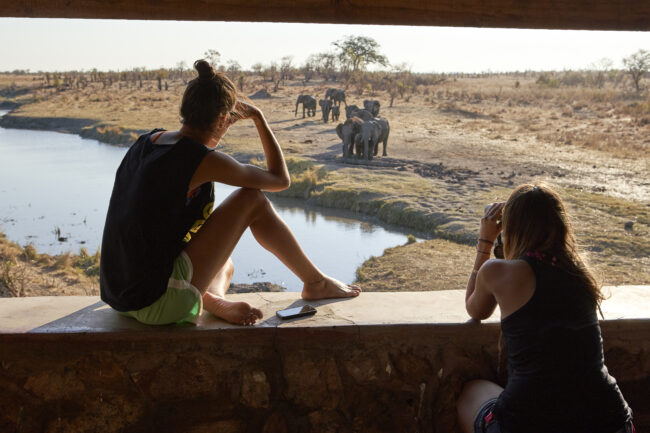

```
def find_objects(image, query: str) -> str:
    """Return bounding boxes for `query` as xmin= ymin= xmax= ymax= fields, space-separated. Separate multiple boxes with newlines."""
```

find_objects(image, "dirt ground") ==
xmin=1 ymin=72 xmax=648 ymax=293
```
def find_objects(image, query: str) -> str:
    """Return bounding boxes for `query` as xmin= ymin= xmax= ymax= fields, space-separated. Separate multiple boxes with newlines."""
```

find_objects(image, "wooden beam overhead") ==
xmin=3 ymin=0 xmax=650 ymax=31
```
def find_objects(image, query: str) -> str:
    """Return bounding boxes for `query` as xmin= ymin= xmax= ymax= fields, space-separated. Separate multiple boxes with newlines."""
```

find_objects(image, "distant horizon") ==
xmin=1 ymin=18 xmax=649 ymax=74
xmin=1 ymin=66 xmax=643 ymax=75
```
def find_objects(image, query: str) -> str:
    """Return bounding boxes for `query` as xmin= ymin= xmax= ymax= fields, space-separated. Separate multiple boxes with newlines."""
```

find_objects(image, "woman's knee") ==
xmin=233 ymin=188 xmax=270 ymax=213
xmin=457 ymin=379 xmax=502 ymax=414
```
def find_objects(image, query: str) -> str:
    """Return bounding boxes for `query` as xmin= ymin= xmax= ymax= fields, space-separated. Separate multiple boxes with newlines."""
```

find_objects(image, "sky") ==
xmin=1 ymin=18 xmax=649 ymax=73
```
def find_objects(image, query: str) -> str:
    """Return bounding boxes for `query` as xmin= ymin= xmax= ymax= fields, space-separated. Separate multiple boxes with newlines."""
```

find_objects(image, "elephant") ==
xmin=319 ymin=99 xmax=333 ymax=123
xmin=295 ymin=94 xmax=317 ymax=118
xmin=373 ymin=116 xmax=390 ymax=157
xmin=345 ymin=104 xmax=361 ymax=119
xmin=347 ymin=107 xmax=373 ymax=121
xmin=336 ymin=117 xmax=364 ymax=158
xmin=363 ymin=99 xmax=380 ymax=117
xmin=354 ymin=120 xmax=381 ymax=160
xmin=354 ymin=117 xmax=390 ymax=160
xmin=331 ymin=105 xmax=340 ymax=121
xmin=325 ymin=88 xmax=347 ymax=106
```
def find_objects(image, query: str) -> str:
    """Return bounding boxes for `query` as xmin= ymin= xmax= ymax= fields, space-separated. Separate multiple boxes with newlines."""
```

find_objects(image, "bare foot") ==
xmin=202 ymin=292 xmax=263 ymax=326
xmin=301 ymin=276 xmax=362 ymax=300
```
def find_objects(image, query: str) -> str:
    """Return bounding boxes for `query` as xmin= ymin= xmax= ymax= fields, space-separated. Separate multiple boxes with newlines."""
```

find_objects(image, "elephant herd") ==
xmin=294 ymin=88 xmax=390 ymax=161
xmin=295 ymin=88 xmax=345 ymax=122
xmin=337 ymin=99 xmax=389 ymax=161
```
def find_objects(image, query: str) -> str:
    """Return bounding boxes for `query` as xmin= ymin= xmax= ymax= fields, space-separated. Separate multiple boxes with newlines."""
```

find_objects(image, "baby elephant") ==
xmin=331 ymin=105 xmax=340 ymax=121
xmin=319 ymin=99 xmax=333 ymax=123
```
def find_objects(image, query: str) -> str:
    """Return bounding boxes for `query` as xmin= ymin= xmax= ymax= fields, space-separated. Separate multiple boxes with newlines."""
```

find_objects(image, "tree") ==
xmin=300 ymin=59 xmax=315 ymax=83
xmin=175 ymin=60 xmax=187 ymax=81
xmin=311 ymin=52 xmax=338 ymax=81
xmin=279 ymin=56 xmax=294 ymax=84
xmin=622 ymin=49 xmax=649 ymax=92
xmin=589 ymin=57 xmax=613 ymax=89
xmin=251 ymin=62 xmax=263 ymax=76
xmin=226 ymin=60 xmax=241 ymax=81
xmin=204 ymin=49 xmax=221 ymax=69
xmin=383 ymin=63 xmax=415 ymax=107
xmin=332 ymin=35 xmax=388 ymax=73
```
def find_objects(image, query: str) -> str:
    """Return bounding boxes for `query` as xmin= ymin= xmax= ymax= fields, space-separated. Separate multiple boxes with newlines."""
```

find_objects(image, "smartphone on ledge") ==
xmin=276 ymin=305 xmax=317 ymax=320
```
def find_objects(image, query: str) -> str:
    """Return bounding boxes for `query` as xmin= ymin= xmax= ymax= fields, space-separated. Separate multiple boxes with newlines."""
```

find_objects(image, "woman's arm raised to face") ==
xmin=465 ymin=202 xmax=504 ymax=320
xmin=190 ymin=102 xmax=291 ymax=192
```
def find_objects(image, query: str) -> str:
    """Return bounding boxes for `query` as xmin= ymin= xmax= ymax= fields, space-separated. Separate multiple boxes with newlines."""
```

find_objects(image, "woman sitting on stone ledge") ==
xmin=99 ymin=59 xmax=360 ymax=327
xmin=457 ymin=184 xmax=634 ymax=433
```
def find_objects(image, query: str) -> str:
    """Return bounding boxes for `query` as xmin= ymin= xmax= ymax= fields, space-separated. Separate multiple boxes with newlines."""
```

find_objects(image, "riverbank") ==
xmin=0 ymin=231 xmax=287 ymax=297
xmin=0 ymin=112 xmax=145 ymax=146
xmin=1 ymin=72 xmax=648 ymax=290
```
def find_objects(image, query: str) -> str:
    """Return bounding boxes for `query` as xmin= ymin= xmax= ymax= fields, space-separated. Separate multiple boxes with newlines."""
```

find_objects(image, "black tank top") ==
xmin=493 ymin=255 xmax=631 ymax=433
xmin=100 ymin=130 xmax=214 ymax=311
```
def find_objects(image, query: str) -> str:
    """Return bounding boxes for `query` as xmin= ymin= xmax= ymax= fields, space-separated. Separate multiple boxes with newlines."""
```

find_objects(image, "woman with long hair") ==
xmin=100 ymin=60 xmax=360 ymax=326
xmin=457 ymin=184 xmax=634 ymax=433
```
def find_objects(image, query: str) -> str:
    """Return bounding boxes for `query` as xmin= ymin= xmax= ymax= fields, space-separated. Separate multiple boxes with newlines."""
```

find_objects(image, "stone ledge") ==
xmin=1 ymin=286 xmax=648 ymax=334
xmin=0 ymin=287 xmax=648 ymax=432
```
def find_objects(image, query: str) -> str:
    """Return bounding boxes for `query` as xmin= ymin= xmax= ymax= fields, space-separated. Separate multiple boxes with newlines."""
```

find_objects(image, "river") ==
xmin=0 ymin=111 xmax=416 ymax=290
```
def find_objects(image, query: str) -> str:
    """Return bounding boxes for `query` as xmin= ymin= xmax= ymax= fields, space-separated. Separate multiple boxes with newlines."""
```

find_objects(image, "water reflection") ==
xmin=0 ymin=120 xmax=416 ymax=291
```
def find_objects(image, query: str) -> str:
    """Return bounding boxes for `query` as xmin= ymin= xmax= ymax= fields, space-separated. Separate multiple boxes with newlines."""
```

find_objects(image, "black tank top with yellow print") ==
xmin=100 ymin=129 xmax=214 ymax=311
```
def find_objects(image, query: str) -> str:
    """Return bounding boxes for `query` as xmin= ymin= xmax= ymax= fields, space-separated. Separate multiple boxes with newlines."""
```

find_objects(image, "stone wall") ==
xmin=0 ymin=291 xmax=648 ymax=432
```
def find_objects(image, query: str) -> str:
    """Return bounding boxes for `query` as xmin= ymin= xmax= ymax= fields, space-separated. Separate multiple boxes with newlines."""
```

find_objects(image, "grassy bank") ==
xmin=273 ymin=158 xmax=650 ymax=288
xmin=272 ymin=158 xmax=484 ymax=244
xmin=0 ymin=232 xmax=100 ymax=297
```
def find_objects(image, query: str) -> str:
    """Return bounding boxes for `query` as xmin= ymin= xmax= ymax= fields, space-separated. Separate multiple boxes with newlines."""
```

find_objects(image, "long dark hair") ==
xmin=180 ymin=59 xmax=238 ymax=131
xmin=502 ymin=183 xmax=604 ymax=308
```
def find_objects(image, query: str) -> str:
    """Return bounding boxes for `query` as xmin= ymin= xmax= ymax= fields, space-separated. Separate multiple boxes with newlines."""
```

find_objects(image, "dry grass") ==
xmin=356 ymin=239 xmax=475 ymax=291
xmin=0 ymin=232 xmax=99 ymax=297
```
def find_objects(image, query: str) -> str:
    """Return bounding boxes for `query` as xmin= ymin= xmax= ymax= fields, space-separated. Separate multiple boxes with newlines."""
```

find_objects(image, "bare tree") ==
xmin=175 ymin=60 xmax=187 ymax=81
xmin=589 ymin=57 xmax=613 ymax=89
xmin=251 ymin=62 xmax=263 ymax=76
xmin=226 ymin=60 xmax=241 ymax=81
xmin=279 ymin=56 xmax=294 ymax=85
xmin=300 ymin=58 xmax=315 ymax=83
xmin=264 ymin=62 xmax=278 ymax=84
xmin=311 ymin=52 xmax=338 ymax=81
xmin=204 ymin=49 xmax=221 ymax=69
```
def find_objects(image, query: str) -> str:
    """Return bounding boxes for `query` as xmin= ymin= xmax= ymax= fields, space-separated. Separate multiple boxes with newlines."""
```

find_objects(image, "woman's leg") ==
xmin=201 ymin=257 xmax=263 ymax=326
xmin=457 ymin=380 xmax=503 ymax=433
xmin=184 ymin=188 xmax=360 ymax=324
xmin=244 ymin=191 xmax=361 ymax=300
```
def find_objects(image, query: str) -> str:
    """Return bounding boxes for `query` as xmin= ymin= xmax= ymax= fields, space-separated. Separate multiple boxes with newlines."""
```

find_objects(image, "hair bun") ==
xmin=194 ymin=59 xmax=215 ymax=80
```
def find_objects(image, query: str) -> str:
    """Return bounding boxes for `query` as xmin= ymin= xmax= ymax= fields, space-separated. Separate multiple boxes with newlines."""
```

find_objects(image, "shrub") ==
xmin=54 ymin=252 xmax=73 ymax=270
xmin=536 ymin=73 xmax=559 ymax=88
xmin=23 ymin=244 xmax=38 ymax=261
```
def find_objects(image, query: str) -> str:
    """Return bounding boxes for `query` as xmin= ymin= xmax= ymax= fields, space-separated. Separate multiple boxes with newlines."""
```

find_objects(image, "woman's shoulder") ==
xmin=481 ymin=259 xmax=537 ymax=319
xmin=479 ymin=259 xmax=534 ymax=294
xmin=480 ymin=258 xmax=531 ymax=279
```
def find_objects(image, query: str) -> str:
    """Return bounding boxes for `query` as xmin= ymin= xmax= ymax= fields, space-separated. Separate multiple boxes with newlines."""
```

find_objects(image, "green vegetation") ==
xmin=332 ymin=35 xmax=388 ymax=72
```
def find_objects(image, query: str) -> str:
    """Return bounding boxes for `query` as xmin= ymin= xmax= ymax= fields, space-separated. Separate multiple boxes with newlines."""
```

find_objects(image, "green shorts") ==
xmin=122 ymin=251 xmax=203 ymax=325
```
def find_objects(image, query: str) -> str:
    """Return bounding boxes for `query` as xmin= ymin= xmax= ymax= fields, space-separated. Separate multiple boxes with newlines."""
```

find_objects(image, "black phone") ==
xmin=276 ymin=305 xmax=317 ymax=320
